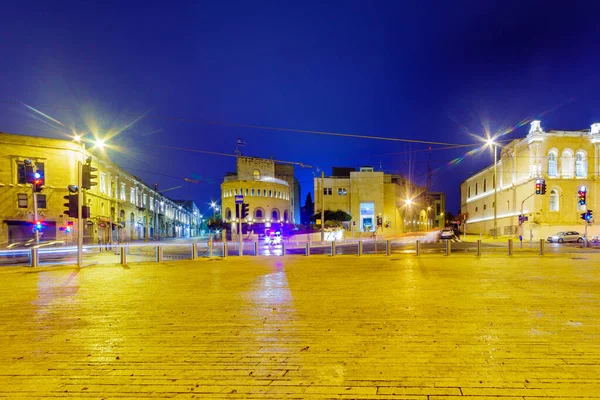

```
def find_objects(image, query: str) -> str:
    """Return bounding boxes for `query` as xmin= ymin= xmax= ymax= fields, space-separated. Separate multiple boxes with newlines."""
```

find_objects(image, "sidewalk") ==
xmin=1 ymin=255 xmax=600 ymax=398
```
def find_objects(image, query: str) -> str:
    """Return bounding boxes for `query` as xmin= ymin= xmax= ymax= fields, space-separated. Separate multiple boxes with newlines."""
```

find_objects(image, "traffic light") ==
xmin=241 ymin=203 xmax=249 ymax=219
xmin=582 ymin=210 xmax=594 ymax=223
xmin=376 ymin=215 xmax=383 ymax=227
xmin=24 ymin=159 xmax=35 ymax=183
xmin=535 ymin=180 xmax=541 ymax=195
xmin=541 ymin=180 xmax=546 ymax=195
xmin=63 ymin=185 xmax=79 ymax=218
xmin=82 ymin=158 xmax=97 ymax=190
xmin=578 ymin=188 xmax=587 ymax=206
xmin=33 ymin=171 xmax=44 ymax=192
xmin=34 ymin=220 xmax=43 ymax=231
xmin=82 ymin=205 xmax=91 ymax=219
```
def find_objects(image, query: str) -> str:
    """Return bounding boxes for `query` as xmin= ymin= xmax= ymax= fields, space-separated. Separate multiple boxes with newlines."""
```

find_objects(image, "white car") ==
xmin=440 ymin=228 xmax=454 ymax=240
xmin=547 ymin=231 xmax=583 ymax=243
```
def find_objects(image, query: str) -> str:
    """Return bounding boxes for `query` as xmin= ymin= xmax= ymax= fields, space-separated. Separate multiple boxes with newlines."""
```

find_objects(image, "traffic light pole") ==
xmin=584 ymin=221 xmax=588 ymax=248
xmin=31 ymin=165 xmax=39 ymax=246
xmin=77 ymin=160 xmax=83 ymax=267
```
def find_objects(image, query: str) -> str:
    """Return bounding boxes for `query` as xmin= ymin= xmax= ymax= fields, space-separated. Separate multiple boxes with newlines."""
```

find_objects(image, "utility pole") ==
xmin=77 ymin=160 xmax=83 ymax=267
xmin=31 ymin=164 xmax=39 ymax=246
xmin=321 ymin=171 xmax=324 ymax=242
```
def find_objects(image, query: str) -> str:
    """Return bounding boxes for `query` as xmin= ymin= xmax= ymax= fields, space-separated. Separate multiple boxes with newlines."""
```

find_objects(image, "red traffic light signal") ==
xmin=241 ymin=203 xmax=249 ymax=219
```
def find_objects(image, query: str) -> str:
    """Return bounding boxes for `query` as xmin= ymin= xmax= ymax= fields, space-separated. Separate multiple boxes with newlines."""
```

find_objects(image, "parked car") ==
xmin=440 ymin=228 xmax=454 ymax=240
xmin=265 ymin=230 xmax=282 ymax=246
xmin=546 ymin=231 xmax=583 ymax=243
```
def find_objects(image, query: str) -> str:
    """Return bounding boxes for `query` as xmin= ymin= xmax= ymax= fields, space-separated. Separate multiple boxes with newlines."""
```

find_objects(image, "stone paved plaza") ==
xmin=1 ymin=253 xmax=599 ymax=399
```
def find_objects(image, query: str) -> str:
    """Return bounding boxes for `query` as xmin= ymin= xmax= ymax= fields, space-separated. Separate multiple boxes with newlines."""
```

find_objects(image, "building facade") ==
xmin=221 ymin=157 xmax=296 ymax=233
xmin=314 ymin=166 xmax=444 ymax=235
xmin=461 ymin=120 xmax=600 ymax=239
xmin=0 ymin=132 xmax=196 ymax=246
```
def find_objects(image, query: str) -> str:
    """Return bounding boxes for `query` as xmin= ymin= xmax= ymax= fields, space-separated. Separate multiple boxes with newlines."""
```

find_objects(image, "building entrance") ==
xmin=360 ymin=202 xmax=375 ymax=232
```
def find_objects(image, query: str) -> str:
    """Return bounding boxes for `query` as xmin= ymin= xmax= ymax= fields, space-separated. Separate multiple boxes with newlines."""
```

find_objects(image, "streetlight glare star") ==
xmin=96 ymin=138 xmax=105 ymax=149
xmin=73 ymin=134 xmax=81 ymax=142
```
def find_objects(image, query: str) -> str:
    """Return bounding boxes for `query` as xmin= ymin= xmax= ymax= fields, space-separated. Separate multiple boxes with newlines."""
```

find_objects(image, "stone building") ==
xmin=0 ymin=132 xmax=196 ymax=246
xmin=461 ymin=120 xmax=600 ymax=239
xmin=221 ymin=156 xmax=296 ymax=233
xmin=313 ymin=166 xmax=442 ymax=235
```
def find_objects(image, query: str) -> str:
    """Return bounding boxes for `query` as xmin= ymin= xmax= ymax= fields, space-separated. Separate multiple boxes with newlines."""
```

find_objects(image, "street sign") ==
xmin=518 ymin=215 xmax=528 ymax=225
xmin=235 ymin=195 xmax=244 ymax=204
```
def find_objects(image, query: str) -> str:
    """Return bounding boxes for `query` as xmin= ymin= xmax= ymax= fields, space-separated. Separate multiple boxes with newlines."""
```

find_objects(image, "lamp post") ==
xmin=487 ymin=139 xmax=498 ymax=239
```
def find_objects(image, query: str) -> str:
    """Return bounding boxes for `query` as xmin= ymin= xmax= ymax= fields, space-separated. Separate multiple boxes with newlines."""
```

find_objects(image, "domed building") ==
xmin=221 ymin=156 xmax=298 ymax=234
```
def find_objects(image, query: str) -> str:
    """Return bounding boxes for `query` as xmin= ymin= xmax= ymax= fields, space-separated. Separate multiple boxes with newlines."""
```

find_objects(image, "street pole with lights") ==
xmin=487 ymin=139 xmax=498 ymax=239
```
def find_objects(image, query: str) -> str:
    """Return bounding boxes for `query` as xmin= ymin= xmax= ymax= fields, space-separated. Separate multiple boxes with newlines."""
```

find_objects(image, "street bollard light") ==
xmin=223 ymin=241 xmax=228 ymax=257
xmin=445 ymin=240 xmax=451 ymax=256
xmin=239 ymin=240 xmax=243 ymax=256
xmin=386 ymin=240 xmax=391 ymax=256
xmin=192 ymin=243 xmax=198 ymax=260
xmin=539 ymin=239 xmax=544 ymax=256
xmin=254 ymin=241 xmax=258 ymax=256
xmin=476 ymin=239 xmax=482 ymax=257
xmin=305 ymin=242 xmax=310 ymax=256
xmin=331 ymin=241 xmax=336 ymax=256
xmin=120 ymin=247 xmax=127 ymax=264
xmin=30 ymin=248 xmax=38 ymax=268
xmin=358 ymin=240 xmax=363 ymax=256
xmin=415 ymin=240 xmax=420 ymax=256
xmin=156 ymin=246 xmax=163 ymax=263
xmin=507 ymin=239 xmax=513 ymax=256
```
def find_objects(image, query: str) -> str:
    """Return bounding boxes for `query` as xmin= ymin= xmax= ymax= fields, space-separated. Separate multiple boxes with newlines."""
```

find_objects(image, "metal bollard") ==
xmin=358 ymin=240 xmax=363 ymax=256
xmin=507 ymin=239 xmax=513 ymax=256
xmin=476 ymin=239 xmax=482 ymax=256
xmin=156 ymin=246 xmax=163 ymax=263
xmin=281 ymin=241 xmax=285 ymax=256
xmin=209 ymin=240 xmax=213 ymax=257
xmin=305 ymin=242 xmax=310 ymax=256
xmin=445 ymin=240 xmax=451 ymax=256
xmin=331 ymin=241 xmax=336 ymax=256
xmin=386 ymin=240 xmax=391 ymax=256
xmin=30 ymin=248 xmax=38 ymax=268
xmin=254 ymin=241 xmax=258 ymax=256
xmin=239 ymin=241 xmax=243 ymax=256
xmin=223 ymin=242 xmax=228 ymax=257
xmin=539 ymin=239 xmax=544 ymax=256
xmin=192 ymin=243 xmax=198 ymax=260
xmin=120 ymin=247 xmax=127 ymax=264
xmin=415 ymin=240 xmax=420 ymax=256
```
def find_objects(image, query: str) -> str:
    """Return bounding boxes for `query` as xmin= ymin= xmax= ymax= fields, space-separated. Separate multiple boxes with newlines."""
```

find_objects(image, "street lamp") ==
xmin=486 ymin=138 xmax=498 ymax=239
xmin=427 ymin=206 xmax=432 ymax=230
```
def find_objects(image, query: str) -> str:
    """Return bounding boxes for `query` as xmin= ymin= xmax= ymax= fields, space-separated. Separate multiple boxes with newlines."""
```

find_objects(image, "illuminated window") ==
xmin=130 ymin=187 xmax=135 ymax=204
xmin=17 ymin=193 xmax=27 ymax=208
xmin=338 ymin=188 xmax=347 ymax=195
xmin=120 ymin=183 xmax=126 ymax=200
xmin=561 ymin=150 xmax=574 ymax=177
xmin=100 ymin=173 xmax=107 ymax=193
xmin=576 ymin=152 xmax=587 ymax=177
xmin=548 ymin=151 xmax=558 ymax=176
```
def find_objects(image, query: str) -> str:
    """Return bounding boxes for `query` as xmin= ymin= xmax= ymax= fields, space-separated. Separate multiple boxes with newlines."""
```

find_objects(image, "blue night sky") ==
xmin=2 ymin=1 xmax=600 ymax=215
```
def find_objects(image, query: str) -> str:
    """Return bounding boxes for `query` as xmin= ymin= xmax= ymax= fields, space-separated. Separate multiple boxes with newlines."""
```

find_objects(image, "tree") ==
xmin=311 ymin=209 xmax=352 ymax=223
xmin=301 ymin=193 xmax=314 ymax=225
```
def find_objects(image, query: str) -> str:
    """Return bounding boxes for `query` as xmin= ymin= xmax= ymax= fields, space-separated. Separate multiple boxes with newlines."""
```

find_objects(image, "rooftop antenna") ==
xmin=426 ymin=147 xmax=432 ymax=190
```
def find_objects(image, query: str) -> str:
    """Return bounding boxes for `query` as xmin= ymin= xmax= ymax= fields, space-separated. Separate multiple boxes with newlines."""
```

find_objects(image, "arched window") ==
xmin=254 ymin=208 xmax=264 ymax=219
xmin=272 ymin=209 xmax=279 ymax=221
xmin=575 ymin=152 xmax=587 ymax=177
xmin=253 ymin=169 xmax=261 ymax=180
xmin=561 ymin=150 xmax=574 ymax=178
xmin=283 ymin=210 xmax=289 ymax=221
xmin=549 ymin=189 xmax=559 ymax=211
xmin=548 ymin=151 xmax=558 ymax=177
xmin=483 ymin=179 xmax=487 ymax=192
xmin=225 ymin=208 xmax=231 ymax=220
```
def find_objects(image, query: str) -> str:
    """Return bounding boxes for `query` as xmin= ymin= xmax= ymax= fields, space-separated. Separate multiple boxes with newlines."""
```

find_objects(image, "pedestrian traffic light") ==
xmin=82 ymin=205 xmax=91 ymax=219
xmin=82 ymin=158 xmax=97 ymax=190
xmin=578 ymin=187 xmax=587 ymax=206
xmin=34 ymin=220 xmax=43 ymax=231
xmin=63 ymin=185 xmax=79 ymax=218
xmin=241 ymin=203 xmax=249 ymax=219
xmin=582 ymin=210 xmax=593 ymax=223
xmin=535 ymin=180 xmax=541 ymax=195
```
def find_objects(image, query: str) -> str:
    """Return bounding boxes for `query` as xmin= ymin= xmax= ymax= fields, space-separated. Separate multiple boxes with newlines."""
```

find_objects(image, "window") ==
xmin=549 ymin=189 xmax=559 ymax=211
xmin=272 ymin=209 xmax=280 ymax=220
xmin=150 ymin=198 xmax=154 ymax=211
xmin=234 ymin=188 xmax=238 ymax=195
xmin=251 ymin=188 xmax=255 ymax=196
xmin=16 ymin=161 xmax=44 ymax=184
xmin=245 ymin=188 xmax=249 ymax=196
xmin=257 ymin=189 xmax=261 ymax=196
xmin=324 ymin=188 xmax=333 ymax=195
xmin=263 ymin=190 xmax=267 ymax=196
xmin=483 ymin=179 xmax=487 ymax=192
xmin=493 ymin=175 xmax=495 ymax=189
xmin=120 ymin=183 xmax=126 ymax=201
xmin=338 ymin=188 xmax=347 ymax=195
xmin=548 ymin=152 xmax=558 ymax=177
xmin=475 ymin=183 xmax=478 ymax=195
xmin=436 ymin=204 xmax=441 ymax=215
xmin=130 ymin=187 xmax=136 ymax=204
xmin=284 ymin=210 xmax=289 ymax=221
xmin=254 ymin=208 xmax=263 ymax=218
xmin=483 ymin=204 xmax=487 ymax=210
xmin=475 ymin=207 xmax=478 ymax=212
xmin=561 ymin=150 xmax=574 ymax=177
xmin=37 ymin=194 xmax=46 ymax=209
xmin=468 ymin=186 xmax=471 ymax=198
xmin=576 ymin=152 xmax=587 ymax=177
xmin=269 ymin=190 xmax=272 ymax=197
xmin=253 ymin=169 xmax=261 ymax=180
xmin=226 ymin=208 xmax=231 ymax=219
xmin=100 ymin=173 xmax=107 ymax=193
xmin=17 ymin=193 xmax=27 ymax=208
xmin=143 ymin=194 xmax=147 ymax=208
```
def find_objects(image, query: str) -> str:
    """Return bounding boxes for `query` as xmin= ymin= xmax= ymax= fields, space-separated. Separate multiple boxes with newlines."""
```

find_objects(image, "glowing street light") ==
xmin=405 ymin=198 xmax=413 ymax=206
xmin=486 ymin=138 xmax=498 ymax=239
xmin=73 ymin=134 xmax=81 ymax=143
xmin=95 ymin=138 xmax=106 ymax=149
